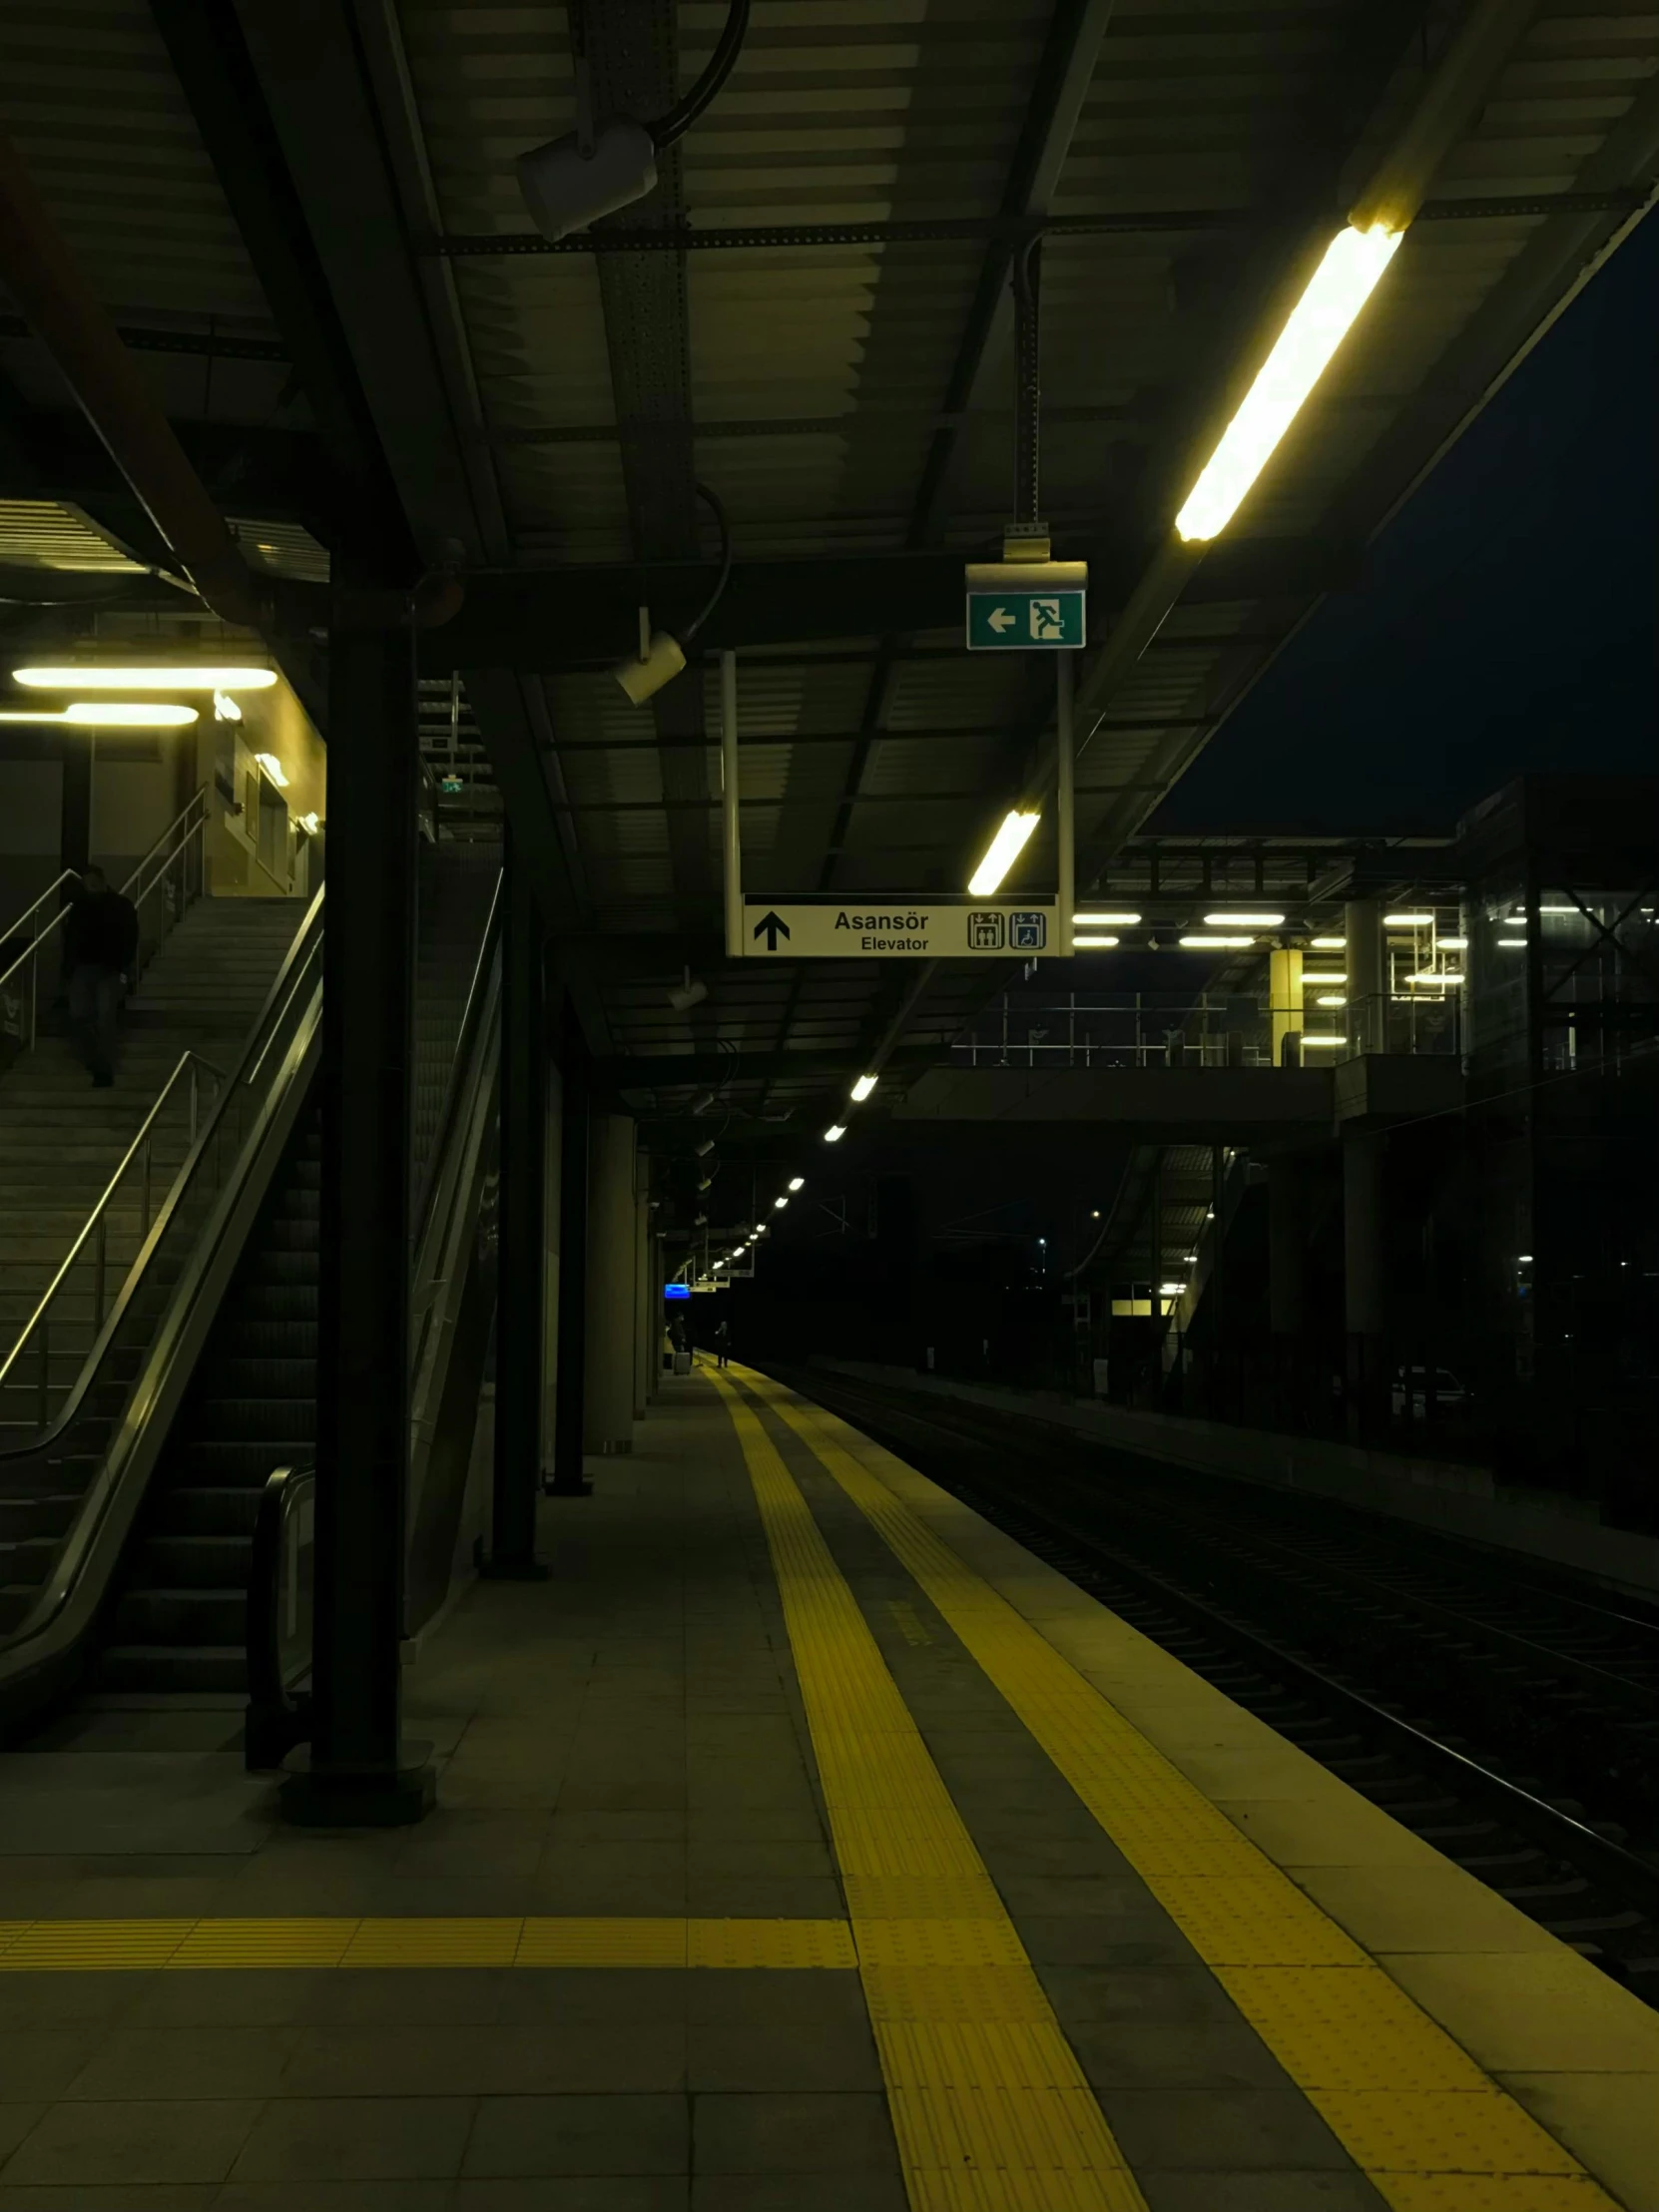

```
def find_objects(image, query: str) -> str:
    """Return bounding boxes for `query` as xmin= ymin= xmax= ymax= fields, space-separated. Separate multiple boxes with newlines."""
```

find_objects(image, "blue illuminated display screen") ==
xmin=663 ymin=1283 xmax=691 ymax=1302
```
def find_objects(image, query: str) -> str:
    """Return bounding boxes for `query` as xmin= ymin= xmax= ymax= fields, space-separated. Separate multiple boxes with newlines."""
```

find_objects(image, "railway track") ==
xmin=786 ymin=1366 xmax=1659 ymax=2005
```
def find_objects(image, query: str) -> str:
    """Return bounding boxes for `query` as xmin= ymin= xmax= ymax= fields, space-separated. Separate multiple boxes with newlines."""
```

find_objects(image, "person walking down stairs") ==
xmin=62 ymin=867 xmax=139 ymax=1088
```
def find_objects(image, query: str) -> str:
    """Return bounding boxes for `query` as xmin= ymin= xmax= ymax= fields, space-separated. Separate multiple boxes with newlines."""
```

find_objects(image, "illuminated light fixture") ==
xmin=849 ymin=1073 xmax=877 ymax=1103
xmin=713 ymin=1259 xmax=726 ymax=1270
xmin=1072 ymin=934 xmax=1119 ymax=949
xmin=255 ymin=753 xmax=288 ymax=789
xmin=1204 ymin=910 xmax=1285 ymax=928
xmin=1159 ymin=1282 xmax=1186 ymax=1298
xmin=1075 ymin=910 xmax=1141 ymax=926
xmin=0 ymin=702 xmax=199 ymax=728
xmin=14 ymin=664 xmax=276 ymax=692
xmin=967 ymin=809 xmax=1040 ymax=895
xmin=1311 ymin=935 xmax=1347 ymax=949
xmin=823 ymin=1123 xmax=846 ymax=1144
xmin=788 ymin=1177 xmax=805 ymax=1192
xmin=297 ymin=813 xmax=320 ymax=835
xmin=213 ymin=690 xmax=242 ymax=723
xmin=1315 ymin=993 xmax=1346 ymax=1007
xmin=1408 ymin=970 xmax=1462 ymax=986
xmin=1301 ymin=1035 xmax=1346 ymax=1047
xmin=774 ymin=1196 xmax=788 ymax=1211
xmin=1179 ymin=934 xmax=1255 ymax=949
xmin=1302 ymin=971 xmax=1346 ymax=985
xmin=1383 ymin=912 xmax=1433 ymax=928
xmin=1438 ymin=936 xmax=1467 ymax=950
xmin=1517 ymin=1254 xmax=1533 ymax=1264
xmin=1538 ymin=904 xmax=1582 ymax=915
xmin=1497 ymin=937 xmax=1527 ymax=948
xmin=1175 ymin=223 xmax=1402 ymax=541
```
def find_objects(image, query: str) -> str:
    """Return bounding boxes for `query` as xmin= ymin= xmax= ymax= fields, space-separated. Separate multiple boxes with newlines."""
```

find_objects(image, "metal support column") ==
xmin=282 ymin=616 xmax=431 ymax=1827
xmin=721 ymin=650 xmax=742 ymax=957
xmin=1055 ymin=651 xmax=1074 ymax=956
xmin=483 ymin=832 xmax=549 ymax=1576
xmin=1343 ymin=1128 xmax=1388 ymax=1440
xmin=1345 ymin=899 xmax=1386 ymax=1056
xmin=632 ymin=1151 xmax=650 ymax=1420
xmin=548 ymin=994 xmax=592 ymax=1496
xmin=584 ymin=1113 xmax=637 ymax=1453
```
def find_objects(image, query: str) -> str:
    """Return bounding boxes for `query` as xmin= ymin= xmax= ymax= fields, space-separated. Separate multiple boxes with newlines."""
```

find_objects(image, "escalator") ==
xmin=0 ymin=847 xmax=502 ymax=1735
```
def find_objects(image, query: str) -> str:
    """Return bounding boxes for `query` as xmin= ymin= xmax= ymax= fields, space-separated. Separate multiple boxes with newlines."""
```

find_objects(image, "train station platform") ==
xmin=1 ymin=1368 xmax=1655 ymax=2211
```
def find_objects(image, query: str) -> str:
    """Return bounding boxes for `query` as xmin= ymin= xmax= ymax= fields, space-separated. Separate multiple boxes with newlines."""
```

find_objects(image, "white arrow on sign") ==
xmin=988 ymin=606 xmax=1015 ymax=633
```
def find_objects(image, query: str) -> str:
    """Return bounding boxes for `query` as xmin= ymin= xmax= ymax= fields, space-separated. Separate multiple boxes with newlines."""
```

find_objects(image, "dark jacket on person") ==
xmin=64 ymin=888 xmax=139 ymax=974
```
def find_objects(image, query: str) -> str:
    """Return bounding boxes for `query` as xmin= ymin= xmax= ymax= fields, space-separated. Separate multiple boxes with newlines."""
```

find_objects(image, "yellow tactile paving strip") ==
xmin=735 ymin=1366 xmax=1622 ymax=2212
xmin=0 ymin=1916 xmax=856 ymax=1972
xmin=707 ymin=1367 xmax=1147 ymax=2212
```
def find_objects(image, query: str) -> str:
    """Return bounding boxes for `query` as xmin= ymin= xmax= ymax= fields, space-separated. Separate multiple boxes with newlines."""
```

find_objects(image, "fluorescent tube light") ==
xmin=849 ymin=1074 xmax=877 ymax=1102
xmin=1407 ymin=971 xmax=1463 ymax=986
xmin=1301 ymin=1035 xmax=1346 ymax=1047
xmin=0 ymin=702 xmax=199 ymax=728
xmin=1179 ymin=934 xmax=1255 ymax=949
xmin=14 ymin=664 xmax=276 ymax=691
xmin=774 ymin=1197 xmax=788 ymax=1211
xmin=823 ymin=1124 xmax=845 ymax=1144
xmin=1315 ymin=993 xmax=1346 ymax=1007
xmin=1075 ymin=910 xmax=1141 ymax=926
xmin=1497 ymin=938 xmax=1526 ymax=948
xmin=1175 ymin=224 xmax=1401 ymax=541
xmin=1302 ymin=971 xmax=1346 ymax=985
xmin=1159 ymin=1283 xmax=1185 ymax=1298
xmin=788 ymin=1177 xmax=805 ymax=1192
xmin=968 ymin=809 xmax=1040 ymax=895
xmin=1384 ymin=912 xmax=1433 ymax=928
xmin=1438 ymin=936 xmax=1467 ymax=950
xmin=1072 ymin=934 xmax=1119 ymax=949
xmin=1205 ymin=911 xmax=1285 ymax=928
xmin=1310 ymin=935 xmax=1346 ymax=949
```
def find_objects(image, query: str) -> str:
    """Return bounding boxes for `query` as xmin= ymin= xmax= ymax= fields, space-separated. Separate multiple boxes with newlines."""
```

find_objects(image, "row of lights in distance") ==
xmin=968 ymin=221 xmax=1403 ymax=901
xmin=715 ymin=1066 xmax=887 ymax=1280
xmin=1068 ymin=910 xmax=1457 ymax=951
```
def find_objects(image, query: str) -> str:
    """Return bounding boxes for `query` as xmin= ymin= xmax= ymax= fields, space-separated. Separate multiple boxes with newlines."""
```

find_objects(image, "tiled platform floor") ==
xmin=0 ymin=1371 xmax=1652 ymax=2209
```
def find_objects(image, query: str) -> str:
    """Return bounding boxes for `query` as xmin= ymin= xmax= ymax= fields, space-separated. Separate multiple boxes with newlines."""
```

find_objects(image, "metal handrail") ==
xmin=0 ymin=786 xmax=210 ymax=1053
xmin=118 ymin=785 xmax=208 ymax=910
xmin=0 ymin=869 xmax=83 ymax=998
xmin=245 ymin=1461 xmax=315 ymax=1770
xmin=0 ymin=1048 xmax=225 ymax=1413
xmin=0 ymin=885 xmax=324 ymax=1463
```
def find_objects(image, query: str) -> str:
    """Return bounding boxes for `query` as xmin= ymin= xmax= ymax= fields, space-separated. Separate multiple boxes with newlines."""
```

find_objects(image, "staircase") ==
xmin=0 ymin=897 xmax=305 ymax=1442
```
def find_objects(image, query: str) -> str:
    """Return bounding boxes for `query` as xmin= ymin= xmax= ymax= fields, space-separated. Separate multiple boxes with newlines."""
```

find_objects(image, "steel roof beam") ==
xmin=420 ymin=539 xmax=1361 ymax=672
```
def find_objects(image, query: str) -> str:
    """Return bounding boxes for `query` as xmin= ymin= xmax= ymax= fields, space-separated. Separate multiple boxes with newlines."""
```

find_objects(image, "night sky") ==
xmin=1154 ymin=209 xmax=1659 ymax=838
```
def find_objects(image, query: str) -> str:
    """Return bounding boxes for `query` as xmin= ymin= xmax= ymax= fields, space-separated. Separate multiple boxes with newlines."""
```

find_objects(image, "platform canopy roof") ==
xmin=1 ymin=0 xmax=1656 ymax=1142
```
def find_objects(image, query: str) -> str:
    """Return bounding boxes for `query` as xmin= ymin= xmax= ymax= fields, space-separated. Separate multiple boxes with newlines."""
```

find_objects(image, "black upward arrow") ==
xmin=753 ymin=910 xmax=792 ymax=952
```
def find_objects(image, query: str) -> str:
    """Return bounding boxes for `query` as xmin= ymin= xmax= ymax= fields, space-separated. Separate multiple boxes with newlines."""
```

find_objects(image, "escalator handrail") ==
xmin=245 ymin=1461 xmax=315 ymax=1769
xmin=0 ymin=988 xmax=321 ymax=1681
xmin=413 ymin=865 xmax=503 ymax=1244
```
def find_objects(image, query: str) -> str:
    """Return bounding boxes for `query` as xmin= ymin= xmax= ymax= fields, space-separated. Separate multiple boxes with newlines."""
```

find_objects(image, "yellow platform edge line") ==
xmin=0 ymin=1916 xmax=858 ymax=1972
xmin=734 ymin=1366 xmax=1622 ymax=2212
xmin=707 ymin=1367 xmax=1148 ymax=2212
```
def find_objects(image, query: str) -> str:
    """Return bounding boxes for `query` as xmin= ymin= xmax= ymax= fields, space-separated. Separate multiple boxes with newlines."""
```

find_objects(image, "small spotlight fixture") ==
xmin=849 ymin=1073 xmax=877 ymax=1103
xmin=788 ymin=1177 xmax=805 ymax=1192
xmin=774 ymin=1196 xmax=788 ymax=1211
xmin=823 ymin=1123 xmax=846 ymax=1144
xmin=694 ymin=1137 xmax=716 ymax=1158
